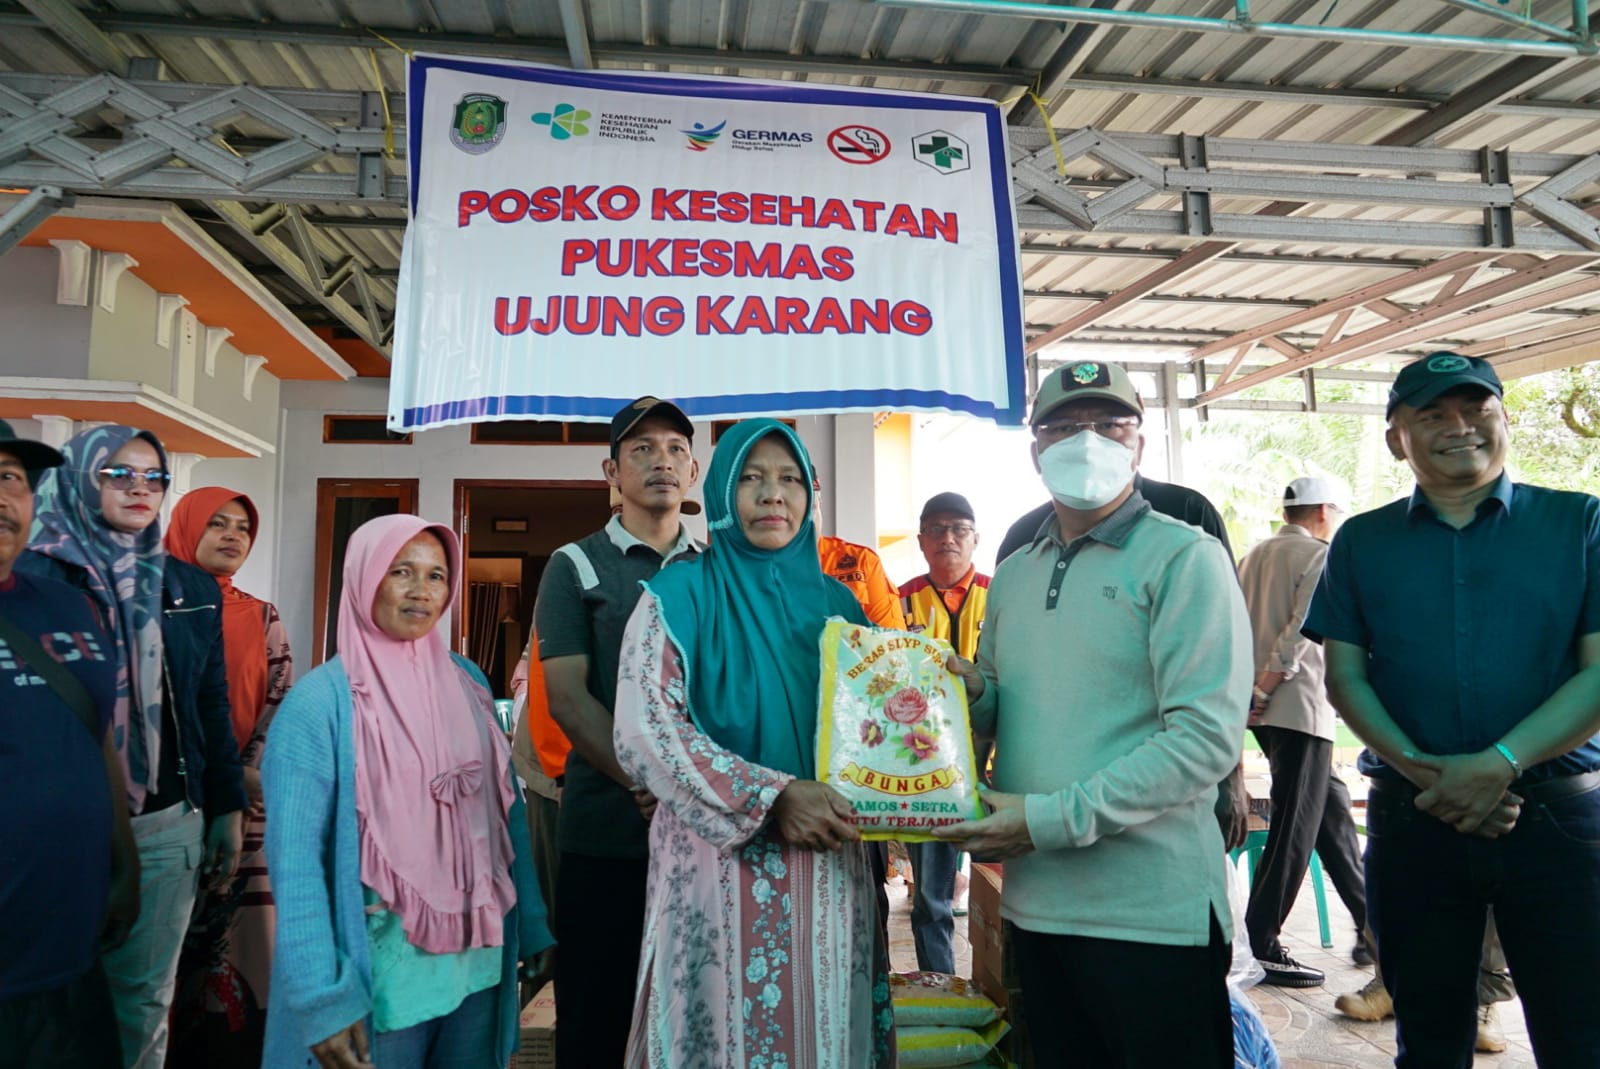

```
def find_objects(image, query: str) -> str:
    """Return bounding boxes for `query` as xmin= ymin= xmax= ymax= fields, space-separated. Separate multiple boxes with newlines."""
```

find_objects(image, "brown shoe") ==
xmin=1476 ymin=1003 xmax=1508 ymax=1054
xmin=1335 ymin=975 xmax=1394 ymax=1021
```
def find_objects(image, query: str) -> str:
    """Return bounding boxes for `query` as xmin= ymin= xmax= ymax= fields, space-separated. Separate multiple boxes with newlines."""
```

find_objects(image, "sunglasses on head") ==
xmin=97 ymin=466 xmax=172 ymax=491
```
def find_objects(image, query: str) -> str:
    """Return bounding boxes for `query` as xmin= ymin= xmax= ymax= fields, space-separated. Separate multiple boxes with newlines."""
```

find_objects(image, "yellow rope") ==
xmin=997 ymin=82 xmax=1069 ymax=176
xmin=1028 ymin=89 xmax=1067 ymax=176
xmin=366 ymin=28 xmax=415 ymax=58
xmin=368 ymin=49 xmax=396 ymax=159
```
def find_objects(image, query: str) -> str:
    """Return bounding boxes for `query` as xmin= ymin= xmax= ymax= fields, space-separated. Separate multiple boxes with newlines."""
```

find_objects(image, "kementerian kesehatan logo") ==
xmin=682 ymin=121 xmax=726 ymax=151
xmin=532 ymin=103 xmax=592 ymax=140
xmin=1427 ymin=354 xmax=1470 ymax=373
xmin=912 ymin=130 xmax=970 ymax=174
xmin=450 ymin=94 xmax=507 ymax=154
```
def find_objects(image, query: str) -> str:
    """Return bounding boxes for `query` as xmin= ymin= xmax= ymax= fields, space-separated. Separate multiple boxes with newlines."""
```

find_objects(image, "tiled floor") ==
xmin=884 ymin=858 xmax=1536 ymax=1068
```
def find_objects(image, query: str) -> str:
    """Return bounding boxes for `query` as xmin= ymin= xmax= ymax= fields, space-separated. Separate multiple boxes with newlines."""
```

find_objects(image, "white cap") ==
xmin=1283 ymin=476 xmax=1344 ymax=510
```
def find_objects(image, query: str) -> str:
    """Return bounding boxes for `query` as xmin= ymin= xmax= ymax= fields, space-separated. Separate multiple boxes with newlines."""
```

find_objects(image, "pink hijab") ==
xmin=338 ymin=514 xmax=516 ymax=953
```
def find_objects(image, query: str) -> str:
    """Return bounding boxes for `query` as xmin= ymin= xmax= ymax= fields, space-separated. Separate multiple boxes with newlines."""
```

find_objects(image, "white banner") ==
xmin=391 ymin=55 xmax=1025 ymax=430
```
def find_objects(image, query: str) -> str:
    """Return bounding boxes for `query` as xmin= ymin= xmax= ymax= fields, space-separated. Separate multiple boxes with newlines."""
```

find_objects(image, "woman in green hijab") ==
xmin=612 ymin=419 xmax=894 ymax=1068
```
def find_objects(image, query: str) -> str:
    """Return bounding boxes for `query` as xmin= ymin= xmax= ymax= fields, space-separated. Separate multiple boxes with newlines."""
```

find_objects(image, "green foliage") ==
xmin=1183 ymin=365 xmax=1600 ymax=551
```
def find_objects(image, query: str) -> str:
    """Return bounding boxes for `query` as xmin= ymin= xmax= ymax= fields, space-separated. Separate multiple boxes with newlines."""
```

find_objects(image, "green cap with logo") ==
xmin=1030 ymin=360 xmax=1144 ymax=426
xmin=1386 ymin=351 xmax=1503 ymax=419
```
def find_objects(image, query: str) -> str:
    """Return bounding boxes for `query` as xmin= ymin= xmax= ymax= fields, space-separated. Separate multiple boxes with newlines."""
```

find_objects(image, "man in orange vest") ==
xmin=899 ymin=492 xmax=990 ymax=974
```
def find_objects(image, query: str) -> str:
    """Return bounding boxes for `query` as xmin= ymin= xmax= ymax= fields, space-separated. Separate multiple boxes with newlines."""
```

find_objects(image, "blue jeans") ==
xmin=373 ymin=986 xmax=500 ymax=1069
xmin=1366 ymin=776 xmax=1600 ymax=1069
xmin=907 ymin=840 xmax=959 ymax=974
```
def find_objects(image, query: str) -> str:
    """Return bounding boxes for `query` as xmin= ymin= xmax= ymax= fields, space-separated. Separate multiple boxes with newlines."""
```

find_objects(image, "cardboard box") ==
xmin=510 ymin=984 xmax=556 ymax=1069
xmin=968 ymin=863 xmax=1018 ymax=1009
xmin=967 ymin=864 xmax=1035 ymax=1068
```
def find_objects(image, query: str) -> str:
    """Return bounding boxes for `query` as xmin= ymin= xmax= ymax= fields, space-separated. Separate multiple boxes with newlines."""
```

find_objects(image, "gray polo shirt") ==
xmin=973 ymin=492 xmax=1252 ymax=946
xmin=534 ymin=515 xmax=700 ymax=858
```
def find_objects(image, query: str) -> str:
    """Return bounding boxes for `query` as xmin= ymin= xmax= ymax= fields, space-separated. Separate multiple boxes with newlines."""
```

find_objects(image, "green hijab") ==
xmin=645 ymin=419 xmax=867 ymax=778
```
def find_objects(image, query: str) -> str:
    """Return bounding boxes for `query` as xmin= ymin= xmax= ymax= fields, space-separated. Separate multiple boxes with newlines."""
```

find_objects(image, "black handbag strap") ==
xmin=0 ymin=610 xmax=101 ymax=743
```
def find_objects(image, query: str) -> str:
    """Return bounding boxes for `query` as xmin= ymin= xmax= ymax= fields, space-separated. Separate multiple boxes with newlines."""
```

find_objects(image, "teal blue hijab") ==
xmin=646 ymin=420 xmax=867 ymax=778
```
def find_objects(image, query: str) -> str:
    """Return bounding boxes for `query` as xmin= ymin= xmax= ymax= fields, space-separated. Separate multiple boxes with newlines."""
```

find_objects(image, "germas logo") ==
xmin=682 ymin=120 xmax=726 ymax=151
xmin=732 ymin=129 xmax=813 ymax=143
xmin=532 ymin=103 xmax=591 ymax=140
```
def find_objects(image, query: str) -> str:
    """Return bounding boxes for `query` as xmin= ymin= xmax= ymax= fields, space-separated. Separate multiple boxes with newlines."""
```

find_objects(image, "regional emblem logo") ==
xmin=1426 ymin=354 xmax=1470 ymax=373
xmin=1072 ymin=362 xmax=1102 ymax=384
xmin=450 ymin=93 xmax=507 ymax=155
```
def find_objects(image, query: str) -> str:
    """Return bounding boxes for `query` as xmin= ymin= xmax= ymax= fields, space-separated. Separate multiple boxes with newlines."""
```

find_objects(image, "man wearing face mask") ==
xmin=937 ymin=361 xmax=1253 ymax=1069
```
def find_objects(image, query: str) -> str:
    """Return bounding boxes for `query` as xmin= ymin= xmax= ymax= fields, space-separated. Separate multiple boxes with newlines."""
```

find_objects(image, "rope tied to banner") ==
xmin=366 ymin=29 xmax=415 ymax=159
xmin=998 ymin=82 xmax=1068 ymax=177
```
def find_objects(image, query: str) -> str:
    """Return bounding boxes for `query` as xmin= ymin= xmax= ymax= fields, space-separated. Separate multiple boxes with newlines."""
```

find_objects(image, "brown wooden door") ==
xmin=311 ymin=478 xmax=420 ymax=665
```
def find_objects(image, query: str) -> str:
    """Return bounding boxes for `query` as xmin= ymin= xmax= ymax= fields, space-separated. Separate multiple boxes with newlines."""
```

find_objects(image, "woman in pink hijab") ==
xmin=262 ymin=515 xmax=552 ymax=1069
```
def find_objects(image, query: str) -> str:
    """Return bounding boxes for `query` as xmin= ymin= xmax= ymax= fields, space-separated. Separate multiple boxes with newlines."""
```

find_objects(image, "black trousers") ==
xmin=1012 ymin=913 xmax=1232 ymax=1069
xmin=0 ymin=962 xmax=121 ymax=1069
xmin=553 ymin=852 xmax=649 ymax=1069
xmin=1244 ymin=725 xmax=1367 ymax=959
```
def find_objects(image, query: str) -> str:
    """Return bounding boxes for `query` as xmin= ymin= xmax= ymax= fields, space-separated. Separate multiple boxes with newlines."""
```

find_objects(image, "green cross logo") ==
xmin=532 ymin=103 xmax=591 ymax=140
xmin=912 ymin=130 xmax=971 ymax=175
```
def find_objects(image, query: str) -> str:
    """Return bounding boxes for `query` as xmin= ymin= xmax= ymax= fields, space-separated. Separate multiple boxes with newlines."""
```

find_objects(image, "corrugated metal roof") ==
xmin=3 ymin=0 xmax=1600 ymax=393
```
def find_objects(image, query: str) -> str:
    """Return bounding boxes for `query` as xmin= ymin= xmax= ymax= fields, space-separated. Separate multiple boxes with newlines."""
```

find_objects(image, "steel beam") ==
xmin=0 ymin=184 xmax=69 ymax=255
xmin=1026 ymin=288 xmax=1315 ymax=310
xmin=1056 ymin=73 xmax=1599 ymax=123
xmin=1187 ymin=253 xmax=1500 ymax=362
xmin=1197 ymin=256 xmax=1597 ymax=404
xmin=1014 ymin=206 xmax=1600 ymax=253
xmin=0 ymin=72 xmax=406 ymax=204
xmin=1432 ymin=0 xmax=1583 ymax=44
xmin=1021 ymin=244 xmax=1435 ymax=271
xmin=872 ymin=0 xmax=1596 ymax=57
xmin=17 ymin=0 xmax=126 ymax=73
xmin=207 ymin=201 xmax=392 ymax=355
xmin=1373 ymin=6 xmax=1600 ymax=147
xmin=557 ymin=0 xmax=595 ymax=70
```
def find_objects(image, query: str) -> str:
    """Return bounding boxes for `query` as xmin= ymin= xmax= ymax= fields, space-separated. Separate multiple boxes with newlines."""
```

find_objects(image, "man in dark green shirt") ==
xmin=534 ymin=397 xmax=701 ymax=1069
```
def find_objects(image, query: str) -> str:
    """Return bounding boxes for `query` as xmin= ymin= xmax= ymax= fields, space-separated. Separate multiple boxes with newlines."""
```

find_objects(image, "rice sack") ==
xmin=816 ymin=618 xmax=985 ymax=841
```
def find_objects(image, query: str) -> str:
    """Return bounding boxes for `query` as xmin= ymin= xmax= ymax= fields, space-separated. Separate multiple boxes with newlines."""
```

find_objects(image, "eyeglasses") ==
xmin=921 ymin=523 xmax=975 ymax=539
xmin=97 ymin=466 xmax=172 ymax=491
xmin=1037 ymin=416 xmax=1141 ymax=439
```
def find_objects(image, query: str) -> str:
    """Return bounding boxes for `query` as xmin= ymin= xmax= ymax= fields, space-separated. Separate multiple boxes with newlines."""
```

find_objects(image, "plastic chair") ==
xmin=1230 ymin=828 xmax=1333 ymax=949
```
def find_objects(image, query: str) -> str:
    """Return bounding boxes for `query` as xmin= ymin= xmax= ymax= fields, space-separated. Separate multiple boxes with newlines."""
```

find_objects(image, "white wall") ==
xmin=0 ymin=248 xmax=92 ymax=379
xmin=270 ymin=379 xmax=882 ymax=664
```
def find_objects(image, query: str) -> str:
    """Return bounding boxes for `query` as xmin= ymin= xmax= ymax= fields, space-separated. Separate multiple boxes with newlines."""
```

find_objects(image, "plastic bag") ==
xmin=816 ymin=619 xmax=985 ymax=841
xmin=1227 ymin=852 xmax=1265 ymax=990
xmin=896 ymin=1019 xmax=1011 ymax=1068
xmin=890 ymin=971 xmax=1001 ymax=1028
xmin=1231 ymin=989 xmax=1281 ymax=1069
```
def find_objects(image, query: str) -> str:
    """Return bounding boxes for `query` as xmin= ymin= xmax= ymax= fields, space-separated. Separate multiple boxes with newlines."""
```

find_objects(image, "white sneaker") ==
xmin=1476 ymin=1003 xmax=1507 ymax=1054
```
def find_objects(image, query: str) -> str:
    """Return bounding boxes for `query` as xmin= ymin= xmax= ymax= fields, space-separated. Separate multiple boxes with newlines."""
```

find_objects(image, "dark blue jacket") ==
xmin=17 ymin=550 xmax=246 ymax=816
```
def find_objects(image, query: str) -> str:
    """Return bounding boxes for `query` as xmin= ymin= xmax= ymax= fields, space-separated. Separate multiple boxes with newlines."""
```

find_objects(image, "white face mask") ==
xmin=1038 ymin=431 xmax=1137 ymax=510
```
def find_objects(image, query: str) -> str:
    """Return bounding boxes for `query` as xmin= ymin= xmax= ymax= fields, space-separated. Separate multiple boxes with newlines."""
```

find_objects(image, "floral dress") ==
xmin=613 ymin=594 xmax=895 ymax=1069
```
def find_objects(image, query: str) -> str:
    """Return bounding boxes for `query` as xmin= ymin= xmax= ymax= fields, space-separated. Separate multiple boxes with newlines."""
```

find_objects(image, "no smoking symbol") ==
xmin=828 ymin=125 xmax=890 ymax=164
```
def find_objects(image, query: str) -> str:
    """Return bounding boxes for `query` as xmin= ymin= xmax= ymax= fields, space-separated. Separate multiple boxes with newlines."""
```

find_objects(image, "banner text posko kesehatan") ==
xmin=459 ymin=185 xmax=957 ymax=339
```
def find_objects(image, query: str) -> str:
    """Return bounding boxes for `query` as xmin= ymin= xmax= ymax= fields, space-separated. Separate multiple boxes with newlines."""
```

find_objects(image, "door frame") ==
xmin=311 ymin=477 xmax=420 ymax=666
xmin=451 ymin=477 xmax=610 ymax=656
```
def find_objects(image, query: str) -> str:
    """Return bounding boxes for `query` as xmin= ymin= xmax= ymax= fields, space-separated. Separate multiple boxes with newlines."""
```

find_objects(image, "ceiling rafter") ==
xmin=1197 ymin=256 xmax=1600 ymax=404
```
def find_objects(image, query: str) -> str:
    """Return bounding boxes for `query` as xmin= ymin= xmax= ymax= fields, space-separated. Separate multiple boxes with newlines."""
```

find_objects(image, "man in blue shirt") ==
xmin=0 ymin=420 xmax=135 ymax=1069
xmin=1305 ymin=353 xmax=1600 ymax=1068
